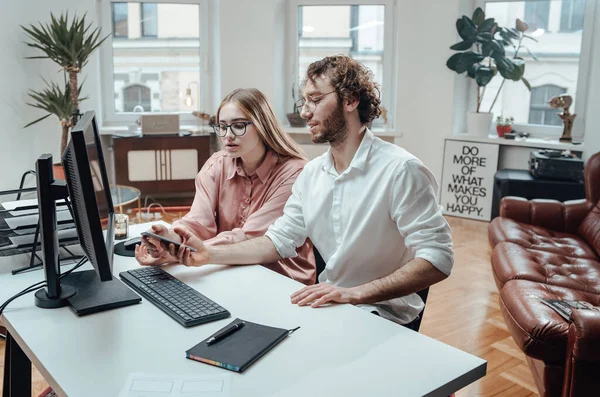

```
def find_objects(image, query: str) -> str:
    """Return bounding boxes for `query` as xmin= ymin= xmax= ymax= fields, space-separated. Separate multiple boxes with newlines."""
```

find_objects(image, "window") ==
xmin=141 ymin=3 xmax=158 ymax=37
xmin=478 ymin=0 xmax=594 ymax=137
xmin=112 ymin=3 xmax=128 ymax=38
xmin=123 ymin=84 xmax=152 ymax=112
xmin=529 ymin=85 xmax=567 ymax=125
xmin=287 ymin=0 xmax=395 ymax=129
xmin=560 ymin=0 xmax=584 ymax=32
xmin=524 ymin=0 xmax=550 ymax=30
xmin=100 ymin=0 xmax=212 ymax=126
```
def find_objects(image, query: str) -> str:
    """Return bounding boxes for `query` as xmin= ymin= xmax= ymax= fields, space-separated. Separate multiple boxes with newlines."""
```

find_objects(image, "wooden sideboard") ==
xmin=113 ymin=134 xmax=216 ymax=205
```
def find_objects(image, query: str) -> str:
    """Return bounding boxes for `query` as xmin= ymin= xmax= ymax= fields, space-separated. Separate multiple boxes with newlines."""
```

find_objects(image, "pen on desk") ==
xmin=206 ymin=322 xmax=245 ymax=345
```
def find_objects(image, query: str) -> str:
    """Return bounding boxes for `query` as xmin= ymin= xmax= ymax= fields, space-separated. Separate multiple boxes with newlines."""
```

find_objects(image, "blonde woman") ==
xmin=136 ymin=88 xmax=316 ymax=285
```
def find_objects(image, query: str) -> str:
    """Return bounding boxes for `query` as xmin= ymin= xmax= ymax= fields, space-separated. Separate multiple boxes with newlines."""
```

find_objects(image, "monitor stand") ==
xmin=62 ymin=270 xmax=141 ymax=316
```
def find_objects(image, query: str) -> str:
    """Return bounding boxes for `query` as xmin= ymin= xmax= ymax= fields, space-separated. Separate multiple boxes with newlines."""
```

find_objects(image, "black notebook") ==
xmin=186 ymin=318 xmax=298 ymax=372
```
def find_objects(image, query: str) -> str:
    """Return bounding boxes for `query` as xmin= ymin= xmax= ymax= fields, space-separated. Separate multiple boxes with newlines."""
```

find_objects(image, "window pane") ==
xmin=109 ymin=2 xmax=202 ymax=114
xmin=112 ymin=3 xmax=128 ymax=37
xmin=524 ymin=0 xmax=550 ymax=30
xmin=529 ymin=85 xmax=567 ymax=125
xmin=560 ymin=0 xmax=585 ymax=31
xmin=482 ymin=1 xmax=583 ymax=128
xmin=297 ymin=5 xmax=385 ymax=99
xmin=123 ymin=84 xmax=151 ymax=111
xmin=529 ymin=109 xmax=543 ymax=124
xmin=545 ymin=109 xmax=564 ymax=125
xmin=142 ymin=3 xmax=158 ymax=37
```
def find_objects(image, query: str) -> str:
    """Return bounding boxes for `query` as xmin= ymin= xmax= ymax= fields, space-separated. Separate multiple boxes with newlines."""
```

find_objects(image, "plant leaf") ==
xmin=478 ymin=18 xmax=496 ymax=32
xmin=21 ymin=12 xmax=109 ymax=72
xmin=467 ymin=63 xmax=480 ymax=79
xmin=450 ymin=41 xmax=473 ymax=51
xmin=515 ymin=18 xmax=529 ymax=32
xmin=472 ymin=7 xmax=485 ymax=26
xmin=23 ymin=113 xmax=52 ymax=128
xmin=521 ymin=76 xmax=532 ymax=91
xmin=446 ymin=53 xmax=462 ymax=72
xmin=475 ymin=67 xmax=495 ymax=86
xmin=457 ymin=16 xmax=478 ymax=41
xmin=447 ymin=51 xmax=485 ymax=74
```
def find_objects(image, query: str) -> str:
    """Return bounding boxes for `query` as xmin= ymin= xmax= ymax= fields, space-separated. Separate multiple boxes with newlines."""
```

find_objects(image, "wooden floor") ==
xmin=420 ymin=216 xmax=538 ymax=397
xmin=0 ymin=216 xmax=538 ymax=396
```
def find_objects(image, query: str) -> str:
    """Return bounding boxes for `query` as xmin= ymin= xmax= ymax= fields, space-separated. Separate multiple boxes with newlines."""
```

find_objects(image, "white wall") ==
xmin=393 ymin=0 xmax=471 ymax=184
xmin=218 ymin=0 xmax=279 ymax=100
xmin=0 ymin=0 xmax=101 ymax=191
xmin=582 ymin=0 xmax=600 ymax=160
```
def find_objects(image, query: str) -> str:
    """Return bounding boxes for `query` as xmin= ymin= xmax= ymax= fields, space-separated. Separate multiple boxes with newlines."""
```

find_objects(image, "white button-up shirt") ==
xmin=265 ymin=129 xmax=453 ymax=324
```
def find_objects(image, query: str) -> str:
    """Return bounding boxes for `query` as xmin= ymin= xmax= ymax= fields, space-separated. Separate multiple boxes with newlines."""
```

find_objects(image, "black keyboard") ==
xmin=119 ymin=267 xmax=230 ymax=327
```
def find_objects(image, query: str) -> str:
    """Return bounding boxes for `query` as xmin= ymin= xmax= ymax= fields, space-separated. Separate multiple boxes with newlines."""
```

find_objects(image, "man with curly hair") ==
xmin=170 ymin=55 xmax=453 ymax=328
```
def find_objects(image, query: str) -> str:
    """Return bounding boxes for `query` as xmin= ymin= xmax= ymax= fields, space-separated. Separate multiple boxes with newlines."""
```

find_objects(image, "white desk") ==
xmin=1 ymin=222 xmax=486 ymax=397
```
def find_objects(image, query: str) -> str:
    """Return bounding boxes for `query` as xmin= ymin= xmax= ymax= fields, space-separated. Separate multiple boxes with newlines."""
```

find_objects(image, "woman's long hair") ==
xmin=216 ymin=88 xmax=307 ymax=160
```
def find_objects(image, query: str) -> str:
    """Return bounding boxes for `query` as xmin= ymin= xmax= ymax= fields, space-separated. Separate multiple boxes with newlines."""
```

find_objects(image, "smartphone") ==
xmin=140 ymin=231 xmax=197 ymax=252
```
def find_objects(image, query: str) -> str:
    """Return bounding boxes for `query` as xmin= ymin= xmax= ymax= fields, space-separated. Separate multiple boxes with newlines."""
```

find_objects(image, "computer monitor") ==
xmin=34 ymin=111 xmax=140 ymax=314
xmin=62 ymin=110 xmax=114 ymax=281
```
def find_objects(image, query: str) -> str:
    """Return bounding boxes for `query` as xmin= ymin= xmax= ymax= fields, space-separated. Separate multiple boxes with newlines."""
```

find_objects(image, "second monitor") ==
xmin=34 ymin=111 xmax=141 ymax=315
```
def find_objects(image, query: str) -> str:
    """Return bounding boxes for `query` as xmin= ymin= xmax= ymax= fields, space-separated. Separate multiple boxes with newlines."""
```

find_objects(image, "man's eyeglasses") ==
xmin=212 ymin=121 xmax=254 ymax=137
xmin=294 ymin=90 xmax=336 ymax=113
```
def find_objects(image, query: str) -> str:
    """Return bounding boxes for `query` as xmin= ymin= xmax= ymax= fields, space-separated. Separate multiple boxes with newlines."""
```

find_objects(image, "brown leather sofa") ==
xmin=488 ymin=151 xmax=600 ymax=397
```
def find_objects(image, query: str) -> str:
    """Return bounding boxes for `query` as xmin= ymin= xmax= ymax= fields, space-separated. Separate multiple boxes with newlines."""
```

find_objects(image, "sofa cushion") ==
xmin=491 ymin=242 xmax=600 ymax=293
xmin=499 ymin=280 xmax=600 ymax=363
xmin=489 ymin=217 xmax=598 ymax=259
xmin=578 ymin=201 xmax=600 ymax=257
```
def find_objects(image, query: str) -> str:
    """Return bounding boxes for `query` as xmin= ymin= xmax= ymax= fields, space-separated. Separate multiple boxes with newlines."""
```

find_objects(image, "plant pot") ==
xmin=286 ymin=113 xmax=306 ymax=128
xmin=496 ymin=125 xmax=512 ymax=138
xmin=53 ymin=162 xmax=65 ymax=180
xmin=466 ymin=112 xmax=493 ymax=137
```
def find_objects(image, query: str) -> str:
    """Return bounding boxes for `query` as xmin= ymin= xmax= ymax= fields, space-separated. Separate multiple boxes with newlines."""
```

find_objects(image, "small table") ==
xmin=110 ymin=185 xmax=141 ymax=218
xmin=491 ymin=169 xmax=585 ymax=219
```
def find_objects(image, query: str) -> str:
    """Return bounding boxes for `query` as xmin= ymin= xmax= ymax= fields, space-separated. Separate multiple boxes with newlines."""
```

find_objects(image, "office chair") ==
xmin=312 ymin=247 xmax=429 ymax=332
xmin=410 ymin=287 xmax=429 ymax=332
xmin=313 ymin=246 xmax=326 ymax=284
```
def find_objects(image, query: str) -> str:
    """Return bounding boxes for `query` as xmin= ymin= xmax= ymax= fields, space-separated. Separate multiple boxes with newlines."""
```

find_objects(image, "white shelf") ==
xmin=100 ymin=125 xmax=213 ymax=137
xmin=446 ymin=134 xmax=584 ymax=151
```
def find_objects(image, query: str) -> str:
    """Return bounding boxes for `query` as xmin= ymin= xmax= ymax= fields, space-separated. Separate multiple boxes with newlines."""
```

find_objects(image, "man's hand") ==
xmin=290 ymin=283 xmax=362 ymax=308
xmin=135 ymin=243 xmax=172 ymax=267
xmin=172 ymin=226 xmax=210 ymax=267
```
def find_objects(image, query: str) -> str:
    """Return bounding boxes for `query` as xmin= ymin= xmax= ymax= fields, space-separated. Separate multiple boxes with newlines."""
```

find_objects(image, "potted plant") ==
xmin=286 ymin=83 xmax=307 ymax=128
xmin=25 ymin=80 xmax=86 ymax=179
xmin=446 ymin=7 xmax=535 ymax=136
xmin=495 ymin=116 xmax=513 ymax=137
xmin=22 ymin=12 xmax=109 ymax=156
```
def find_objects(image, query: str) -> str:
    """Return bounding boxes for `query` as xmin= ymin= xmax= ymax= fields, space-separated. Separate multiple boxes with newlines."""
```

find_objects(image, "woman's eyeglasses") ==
xmin=212 ymin=121 xmax=253 ymax=137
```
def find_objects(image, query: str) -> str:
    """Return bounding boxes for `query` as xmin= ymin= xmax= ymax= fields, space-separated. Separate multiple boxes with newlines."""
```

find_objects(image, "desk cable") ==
xmin=0 ymin=256 xmax=88 ymax=317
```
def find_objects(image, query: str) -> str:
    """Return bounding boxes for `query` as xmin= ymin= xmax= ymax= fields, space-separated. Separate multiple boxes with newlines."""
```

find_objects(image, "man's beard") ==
xmin=312 ymin=102 xmax=348 ymax=146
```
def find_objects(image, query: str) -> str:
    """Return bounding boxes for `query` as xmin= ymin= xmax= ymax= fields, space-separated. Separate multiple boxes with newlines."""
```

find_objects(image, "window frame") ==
xmin=475 ymin=0 xmax=596 ymax=139
xmin=285 ymin=0 xmax=397 ymax=131
xmin=99 ymin=0 xmax=213 ymax=127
